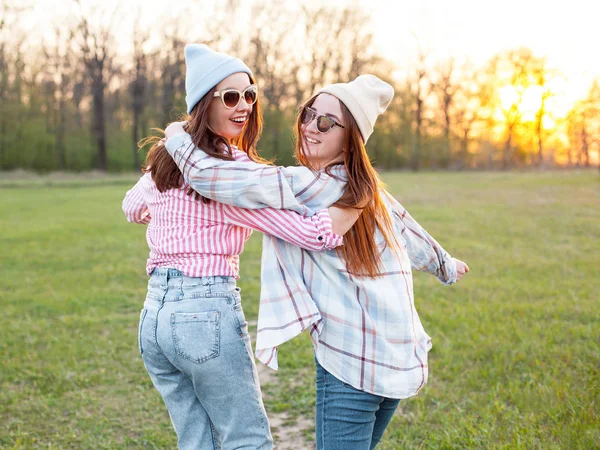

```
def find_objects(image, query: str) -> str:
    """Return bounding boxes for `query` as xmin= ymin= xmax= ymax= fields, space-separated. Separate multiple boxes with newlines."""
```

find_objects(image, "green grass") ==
xmin=1 ymin=170 xmax=598 ymax=449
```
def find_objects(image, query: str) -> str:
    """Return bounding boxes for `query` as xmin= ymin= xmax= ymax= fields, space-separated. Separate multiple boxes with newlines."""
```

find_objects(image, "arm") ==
xmin=122 ymin=173 xmax=152 ymax=224
xmin=222 ymin=205 xmax=343 ymax=251
xmin=392 ymin=200 xmax=457 ymax=285
xmin=164 ymin=132 xmax=345 ymax=215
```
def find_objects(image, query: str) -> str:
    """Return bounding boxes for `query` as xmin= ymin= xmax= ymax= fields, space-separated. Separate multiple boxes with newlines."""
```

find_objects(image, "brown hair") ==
xmin=139 ymin=75 xmax=265 ymax=200
xmin=295 ymin=95 xmax=398 ymax=278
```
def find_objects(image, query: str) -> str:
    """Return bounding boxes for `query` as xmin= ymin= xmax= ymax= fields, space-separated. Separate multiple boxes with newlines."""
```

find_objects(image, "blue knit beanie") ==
xmin=184 ymin=44 xmax=253 ymax=114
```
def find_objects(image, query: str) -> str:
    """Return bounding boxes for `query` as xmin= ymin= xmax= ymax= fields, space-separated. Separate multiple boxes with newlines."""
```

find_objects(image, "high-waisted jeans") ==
xmin=138 ymin=268 xmax=273 ymax=450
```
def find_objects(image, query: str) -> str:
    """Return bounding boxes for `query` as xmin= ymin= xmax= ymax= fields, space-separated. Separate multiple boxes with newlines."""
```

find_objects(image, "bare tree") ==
xmin=298 ymin=6 xmax=377 ymax=97
xmin=531 ymin=59 xmax=556 ymax=167
xmin=431 ymin=58 xmax=456 ymax=168
xmin=490 ymin=48 xmax=549 ymax=169
xmin=41 ymin=27 xmax=74 ymax=170
xmin=130 ymin=24 xmax=150 ymax=170
xmin=340 ymin=7 xmax=379 ymax=80
xmin=407 ymin=48 xmax=429 ymax=171
xmin=71 ymin=0 xmax=119 ymax=171
xmin=565 ymin=79 xmax=600 ymax=169
xmin=452 ymin=67 xmax=482 ymax=169
xmin=0 ymin=1 xmax=31 ymax=165
xmin=584 ymin=80 xmax=600 ymax=169
xmin=159 ymin=32 xmax=186 ymax=123
xmin=301 ymin=6 xmax=346 ymax=97
xmin=247 ymin=3 xmax=297 ymax=159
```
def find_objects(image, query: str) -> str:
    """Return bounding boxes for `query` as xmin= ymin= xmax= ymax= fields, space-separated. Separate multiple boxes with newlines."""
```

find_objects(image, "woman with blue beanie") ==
xmin=164 ymin=74 xmax=470 ymax=449
xmin=122 ymin=44 xmax=358 ymax=449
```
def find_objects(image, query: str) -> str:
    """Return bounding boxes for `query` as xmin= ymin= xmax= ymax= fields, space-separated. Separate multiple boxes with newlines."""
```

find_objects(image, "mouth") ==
xmin=230 ymin=116 xmax=248 ymax=125
xmin=305 ymin=136 xmax=320 ymax=144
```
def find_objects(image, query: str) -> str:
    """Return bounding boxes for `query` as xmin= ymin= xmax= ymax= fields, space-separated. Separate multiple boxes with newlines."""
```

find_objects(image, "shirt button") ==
xmin=317 ymin=236 xmax=323 ymax=241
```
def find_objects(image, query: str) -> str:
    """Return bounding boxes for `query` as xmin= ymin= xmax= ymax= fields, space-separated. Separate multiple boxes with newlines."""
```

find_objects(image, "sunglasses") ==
xmin=300 ymin=106 xmax=345 ymax=133
xmin=213 ymin=84 xmax=258 ymax=109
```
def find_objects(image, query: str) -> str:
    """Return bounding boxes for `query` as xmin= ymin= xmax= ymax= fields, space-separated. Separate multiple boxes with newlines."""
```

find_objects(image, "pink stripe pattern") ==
xmin=122 ymin=168 xmax=343 ymax=279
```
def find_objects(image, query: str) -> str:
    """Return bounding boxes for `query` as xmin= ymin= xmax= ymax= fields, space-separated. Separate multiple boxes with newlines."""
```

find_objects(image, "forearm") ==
xmin=122 ymin=176 xmax=151 ymax=224
xmin=165 ymin=133 xmax=316 ymax=215
xmin=395 ymin=205 xmax=457 ymax=285
xmin=223 ymin=205 xmax=342 ymax=251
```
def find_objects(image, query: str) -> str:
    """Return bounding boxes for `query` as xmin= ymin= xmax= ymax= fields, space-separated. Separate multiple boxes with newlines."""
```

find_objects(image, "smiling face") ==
xmin=300 ymin=93 xmax=346 ymax=170
xmin=208 ymin=72 xmax=254 ymax=140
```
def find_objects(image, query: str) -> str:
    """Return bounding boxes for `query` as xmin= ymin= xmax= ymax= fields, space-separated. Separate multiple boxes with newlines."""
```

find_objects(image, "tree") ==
xmin=130 ymin=25 xmax=150 ymax=170
xmin=568 ymin=80 xmax=600 ymax=168
xmin=247 ymin=2 xmax=297 ymax=160
xmin=431 ymin=58 xmax=456 ymax=168
xmin=530 ymin=59 xmax=557 ymax=167
xmin=71 ymin=0 xmax=119 ymax=171
xmin=407 ymin=48 xmax=429 ymax=171
xmin=452 ymin=66 xmax=483 ymax=169
xmin=0 ymin=1 xmax=31 ymax=168
xmin=41 ymin=27 xmax=75 ymax=170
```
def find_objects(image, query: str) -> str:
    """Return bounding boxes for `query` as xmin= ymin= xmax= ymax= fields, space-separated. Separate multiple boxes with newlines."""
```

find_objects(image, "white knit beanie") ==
xmin=316 ymin=74 xmax=394 ymax=143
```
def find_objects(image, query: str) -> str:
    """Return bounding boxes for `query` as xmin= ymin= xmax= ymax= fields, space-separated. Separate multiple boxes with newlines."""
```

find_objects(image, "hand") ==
xmin=164 ymin=121 xmax=188 ymax=140
xmin=454 ymin=258 xmax=470 ymax=282
xmin=328 ymin=206 xmax=362 ymax=236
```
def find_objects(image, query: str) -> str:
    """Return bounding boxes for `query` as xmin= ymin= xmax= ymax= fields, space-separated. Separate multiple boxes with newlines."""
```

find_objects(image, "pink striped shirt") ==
xmin=122 ymin=168 xmax=342 ymax=278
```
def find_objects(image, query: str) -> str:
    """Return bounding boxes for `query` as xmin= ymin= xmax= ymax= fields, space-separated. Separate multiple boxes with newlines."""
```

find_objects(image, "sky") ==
xmin=364 ymin=0 xmax=599 ymax=102
xmin=18 ymin=0 xmax=600 ymax=107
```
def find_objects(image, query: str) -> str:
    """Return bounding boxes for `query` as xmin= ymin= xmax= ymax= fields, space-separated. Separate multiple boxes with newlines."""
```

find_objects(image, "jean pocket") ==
xmin=138 ymin=308 xmax=148 ymax=355
xmin=170 ymin=311 xmax=220 ymax=364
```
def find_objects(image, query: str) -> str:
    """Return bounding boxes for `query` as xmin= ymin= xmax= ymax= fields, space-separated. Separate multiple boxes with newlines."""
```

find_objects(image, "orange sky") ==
xmin=361 ymin=0 xmax=599 ymax=104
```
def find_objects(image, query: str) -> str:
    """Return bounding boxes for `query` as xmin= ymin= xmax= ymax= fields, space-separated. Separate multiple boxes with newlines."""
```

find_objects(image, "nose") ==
xmin=236 ymin=98 xmax=251 ymax=114
xmin=305 ymin=117 xmax=319 ymax=134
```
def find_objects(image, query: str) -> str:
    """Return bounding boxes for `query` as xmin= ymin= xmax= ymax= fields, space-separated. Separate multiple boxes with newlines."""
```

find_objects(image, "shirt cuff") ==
xmin=438 ymin=254 xmax=458 ymax=285
xmin=165 ymin=133 xmax=193 ymax=158
xmin=312 ymin=209 xmax=343 ymax=249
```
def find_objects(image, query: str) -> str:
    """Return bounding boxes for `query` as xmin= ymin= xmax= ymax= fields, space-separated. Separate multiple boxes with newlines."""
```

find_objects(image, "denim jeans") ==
xmin=138 ymin=268 xmax=273 ymax=450
xmin=315 ymin=358 xmax=400 ymax=450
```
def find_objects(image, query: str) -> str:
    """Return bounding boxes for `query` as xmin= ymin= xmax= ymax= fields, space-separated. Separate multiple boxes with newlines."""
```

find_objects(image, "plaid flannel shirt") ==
xmin=165 ymin=134 xmax=457 ymax=399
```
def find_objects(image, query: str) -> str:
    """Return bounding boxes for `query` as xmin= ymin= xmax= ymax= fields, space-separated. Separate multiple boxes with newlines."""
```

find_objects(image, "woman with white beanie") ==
xmin=165 ymin=73 xmax=470 ymax=449
xmin=122 ymin=44 xmax=358 ymax=449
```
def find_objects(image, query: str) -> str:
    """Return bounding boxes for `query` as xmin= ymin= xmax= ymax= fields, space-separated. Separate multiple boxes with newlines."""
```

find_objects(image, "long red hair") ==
xmin=295 ymin=95 xmax=398 ymax=278
xmin=139 ymin=75 xmax=266 ymax=200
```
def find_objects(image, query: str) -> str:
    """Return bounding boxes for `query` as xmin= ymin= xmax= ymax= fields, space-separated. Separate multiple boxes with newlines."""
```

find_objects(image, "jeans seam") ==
xmin=138 ymin=308 xmax=148 ymax=355
xmin=321 ymin=366 xmax=327 ymax=450
xmin=209 ymin=420 xmax=218 ymax=450
xmin=153 ymin=300 xmax=164 ymax=350
xmin=230 ymin=291 xmax=245 ymax=338
xmin=233 ymin=303 xmax=270 ymax=439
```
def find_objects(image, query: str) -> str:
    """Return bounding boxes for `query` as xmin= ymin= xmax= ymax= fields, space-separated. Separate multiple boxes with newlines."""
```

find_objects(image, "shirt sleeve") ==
xmin=164 ymin=133 xmax=343 ymax=216
xmin=391 ymin=199 xmax=457 ymax=285
xmin=122 ymin=173 xmax=152 ymax=224
xmin=222 ymin=206 xmax=343 ymax=251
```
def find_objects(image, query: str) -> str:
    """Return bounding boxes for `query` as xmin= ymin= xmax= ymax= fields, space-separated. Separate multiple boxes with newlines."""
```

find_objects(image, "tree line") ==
xmin=1 ymin=0 xmax=598 ymax=172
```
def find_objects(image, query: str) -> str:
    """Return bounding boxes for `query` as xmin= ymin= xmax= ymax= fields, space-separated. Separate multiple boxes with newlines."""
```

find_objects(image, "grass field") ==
xmin=1 ymin=170 xmax=598 ymax=449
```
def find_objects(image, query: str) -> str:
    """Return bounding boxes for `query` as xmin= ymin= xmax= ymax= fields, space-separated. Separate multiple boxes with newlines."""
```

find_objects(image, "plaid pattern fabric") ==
xmin=166 ymin=134 xmax=457 ymax=399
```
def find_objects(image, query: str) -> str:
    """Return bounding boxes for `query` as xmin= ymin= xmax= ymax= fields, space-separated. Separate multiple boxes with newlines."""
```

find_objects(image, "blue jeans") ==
xmin=138 ymin=268 xmax=273 ymax=450
xmin=315 ymin=359 xmax=400 ymax=450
